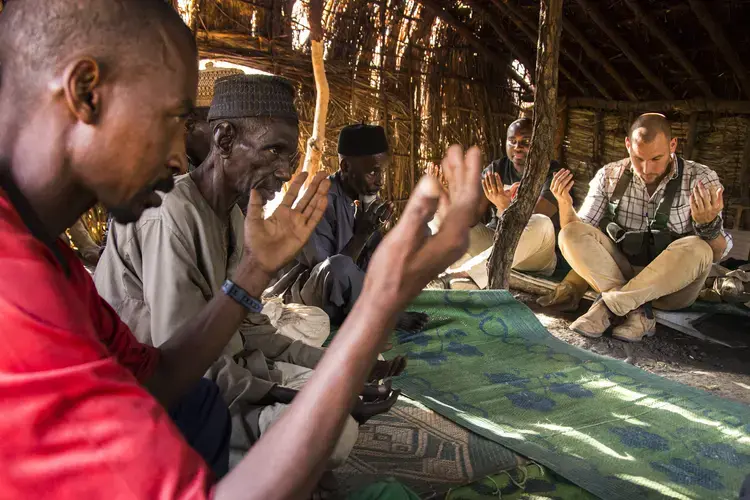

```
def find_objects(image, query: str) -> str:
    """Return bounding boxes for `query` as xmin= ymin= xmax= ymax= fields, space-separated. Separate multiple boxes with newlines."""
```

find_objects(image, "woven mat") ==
xmin=336 ymin=397 xmax=524 ymax=497
xmin=384 ymin=290 xmax=750 ymax=500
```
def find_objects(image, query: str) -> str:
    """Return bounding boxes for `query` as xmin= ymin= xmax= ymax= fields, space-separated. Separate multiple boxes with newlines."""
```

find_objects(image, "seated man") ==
xmin=270 ymin=124 xmax=427 ymax=331
xmin=0 ymin=1 xmax=480 ymax=496
xmin=185 ymin=106 xmax=212 ymax=172
xmin=96 ymin=75 xmax=402 ymax=469
xmin=432 ymin=118 xmax=559 ymax=289
xmin=551 ymin=113 xmax=732 ymax=342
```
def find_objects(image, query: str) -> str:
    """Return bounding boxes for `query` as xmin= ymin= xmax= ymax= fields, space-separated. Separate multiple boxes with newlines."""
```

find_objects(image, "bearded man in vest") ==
xmin=550 ymin=113 xmax=732 ymax=342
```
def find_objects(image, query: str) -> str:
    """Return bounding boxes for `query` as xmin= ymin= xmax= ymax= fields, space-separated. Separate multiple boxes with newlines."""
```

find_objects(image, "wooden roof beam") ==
xmin=489 ymin=0 xmax=611 ymax=99
xmin=622 ymin=0 xmax=713 ymax=99
xmin=573 ymin=0 xmax=674 ymax=99
xmin=688 ymin=0 xmax=750 ymax=100
xmin=490 ymin=0 xmax=636 ymax=101
xmin=463 ymin=0 xmax=588 ymax=96
xmin=561 ymin=17 xmax=637 ymax=101
xmin=568 ymin=97 xmax=750 ymax=114
xmin=418 ymin=0 xmax=532 ymax=94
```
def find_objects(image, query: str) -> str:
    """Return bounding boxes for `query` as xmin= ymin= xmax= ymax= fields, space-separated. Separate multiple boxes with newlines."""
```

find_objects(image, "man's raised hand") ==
xmin=359 ymin=145 xmax=481 ymax=317
xmin=550 ymin=169 xmax=575 ymax=207
xmin=482 ymin=172 xmax=512 ymax=213
xmin=244 ymin=172 xmax=330 ymax=275
xmin=690 ymin=180 xmax=724 ymax=226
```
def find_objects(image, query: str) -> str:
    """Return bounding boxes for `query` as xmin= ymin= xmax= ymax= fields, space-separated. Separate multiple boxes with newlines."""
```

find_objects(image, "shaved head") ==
xmin=628 ymin=113 xmax=672 ymax=143
xmin=508 ymin=117 xmax=533 ymax=137
xmin=0 ymin=0 xmax=196 ymax=101
xmin=0 ymin=0 xmax=200 ymax=228
xmin=625 ymin=113 xmax=677 ymax=187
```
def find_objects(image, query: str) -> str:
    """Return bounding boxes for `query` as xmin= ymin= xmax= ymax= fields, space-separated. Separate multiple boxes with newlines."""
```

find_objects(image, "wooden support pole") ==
xmin=490 ymin=0 xmax=610 ymax=99
xmin=684 ymin=113 xmax=699 ymax=160
xmin=688 ymin=0 xmax=750 ymax=100
xmin=568 ymin=97 xmax=750 ymax=115
xmin=574 ymin=0 xmax=674 ymax=99
xmin=419 ymin=0 xmax=533 ymax=94
xmin=408 ymin=41 xmax=417 ymax=191
xmin=622 ymin=0 xmax=714 ymax=99
xmin=497 ymin=0 xmax=635 ymax=101
xmin=467 ymin=0 xmax=589 ymax=96
xmin=488 ymin=0 xmax=563 ymax=289
xmin=301 ymin=0 xmax=329 ymax=178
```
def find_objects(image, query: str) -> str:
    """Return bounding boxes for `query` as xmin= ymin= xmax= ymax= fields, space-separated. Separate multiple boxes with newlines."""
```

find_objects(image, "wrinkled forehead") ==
xmin=241 ymin=118 xmax=299 ymax=144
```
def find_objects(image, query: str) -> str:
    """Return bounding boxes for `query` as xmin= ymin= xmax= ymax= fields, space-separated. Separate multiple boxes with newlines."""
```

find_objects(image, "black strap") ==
xmin=650 ymin=157 xmax=684 ymax=231
xmin=602 ymin=162 xmax=633 ymax=227
xmin=604 ymin=157 xmax=684 ymax=232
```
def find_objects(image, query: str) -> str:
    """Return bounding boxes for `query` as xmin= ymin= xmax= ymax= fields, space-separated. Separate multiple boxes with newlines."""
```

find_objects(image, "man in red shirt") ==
xmin=0 ymin=0 xmax=482 ymax=498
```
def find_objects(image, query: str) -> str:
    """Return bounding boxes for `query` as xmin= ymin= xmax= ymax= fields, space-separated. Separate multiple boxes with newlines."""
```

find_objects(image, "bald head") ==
xmin=506 ymin=117 xmax=533 ymax=171
xmin=508 ymin=117 xmax=533 ymax=136
xmin=628 ymin=113 xmax=672 ymax=144
xmin=0 ymin=0 xmax=196 ymax=101
xmin=625 ymin=113 xmax=677 ymax=187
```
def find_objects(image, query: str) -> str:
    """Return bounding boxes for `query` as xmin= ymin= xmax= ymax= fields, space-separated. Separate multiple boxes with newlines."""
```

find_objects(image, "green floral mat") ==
xmin=384 ymin=290 xmax=750 ymax=500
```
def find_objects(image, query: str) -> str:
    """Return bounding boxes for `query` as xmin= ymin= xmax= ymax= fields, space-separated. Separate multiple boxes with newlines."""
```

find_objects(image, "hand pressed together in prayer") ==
xmin=359 ymin=145 xmax=482 ymax=317
xmin=690 ymin=180 xmax=724 ymax=225
xmin=550 ymin=169 xmax=575 ymax=207
xmin=244 ymin=171 xmax=330 ymax=276
xmin=482 ymin=171 xmax=517 ymax=213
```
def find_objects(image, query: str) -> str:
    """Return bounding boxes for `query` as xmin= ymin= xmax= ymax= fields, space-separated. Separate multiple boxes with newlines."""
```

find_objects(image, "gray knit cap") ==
xmin=208 ymin=74 xmax=298 ymax=122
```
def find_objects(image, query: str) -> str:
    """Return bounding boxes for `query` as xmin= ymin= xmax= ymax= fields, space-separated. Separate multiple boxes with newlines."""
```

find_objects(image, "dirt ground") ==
xmin=513 ymin=291 xmax=750 ymax=406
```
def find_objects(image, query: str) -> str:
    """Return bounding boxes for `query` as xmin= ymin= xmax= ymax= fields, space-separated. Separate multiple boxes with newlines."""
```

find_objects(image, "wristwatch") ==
xmin=222 ymin=279 xmax=264 ymax=313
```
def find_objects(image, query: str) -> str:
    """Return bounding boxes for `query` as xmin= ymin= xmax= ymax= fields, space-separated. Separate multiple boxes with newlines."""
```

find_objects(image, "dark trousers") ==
xmin=169 ymin=378 xmax=231 ymax=479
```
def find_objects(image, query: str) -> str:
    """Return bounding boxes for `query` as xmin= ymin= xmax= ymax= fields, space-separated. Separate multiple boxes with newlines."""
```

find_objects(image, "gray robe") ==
xmin=271 ymin=172 xmax=381 ymax=323
xmin=94 ymin=175 xmax=324 ymax=412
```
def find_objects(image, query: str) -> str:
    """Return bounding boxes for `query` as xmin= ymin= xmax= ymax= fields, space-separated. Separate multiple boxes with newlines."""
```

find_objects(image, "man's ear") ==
xmin=63 ymin=58 xmax=101 ymax=124
xmin=213 ymin=121 xmax=235 ymax=158
xmin=669 ymin=137 xmax=678 ymax=154
xmin=624 ymin=136 xmax=632 ymax=154
xmin=339 ymin=157 xmax=349 ymax=174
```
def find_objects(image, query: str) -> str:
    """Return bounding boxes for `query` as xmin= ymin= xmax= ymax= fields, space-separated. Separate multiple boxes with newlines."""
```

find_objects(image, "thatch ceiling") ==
xmin=191 ymin=0 xmax=750 ymax=103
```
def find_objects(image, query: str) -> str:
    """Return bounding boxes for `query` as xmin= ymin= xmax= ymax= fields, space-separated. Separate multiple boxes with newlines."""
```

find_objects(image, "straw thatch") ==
xmin=73 ymin=0 xmax=750 ymax=242
xmin=191 ymin=0 xmax=750 ymax=212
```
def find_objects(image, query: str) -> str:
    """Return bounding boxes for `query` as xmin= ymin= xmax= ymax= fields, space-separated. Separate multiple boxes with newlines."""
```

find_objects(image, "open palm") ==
xmin=244 ymin=172 xmax=330 ymax=275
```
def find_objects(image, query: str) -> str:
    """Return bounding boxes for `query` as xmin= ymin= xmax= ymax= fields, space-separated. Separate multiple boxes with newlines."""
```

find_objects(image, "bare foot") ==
xmin=352 ymin=389 xmax=401 ymax=425
xmin=368 ymin=357 xmax=407 ymax=382
xmin=395 ymin=311 xmax=429 ymax=333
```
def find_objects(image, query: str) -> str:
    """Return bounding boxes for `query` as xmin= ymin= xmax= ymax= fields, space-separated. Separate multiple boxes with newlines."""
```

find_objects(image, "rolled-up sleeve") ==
xmin=577 ymin=168 xmax=608 ymax=228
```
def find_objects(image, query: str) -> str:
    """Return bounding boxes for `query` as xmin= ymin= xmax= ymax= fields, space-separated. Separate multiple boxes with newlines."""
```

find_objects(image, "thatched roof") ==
xmin=192 ymin=0 xmax=750 ymax=103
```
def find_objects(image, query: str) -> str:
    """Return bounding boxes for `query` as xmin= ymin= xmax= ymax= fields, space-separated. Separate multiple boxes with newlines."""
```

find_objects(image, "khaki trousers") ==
xmin=558 ymin=221 xmax=713 ymax=316
xmin=450 ymin=214 xmax=557 ymax=289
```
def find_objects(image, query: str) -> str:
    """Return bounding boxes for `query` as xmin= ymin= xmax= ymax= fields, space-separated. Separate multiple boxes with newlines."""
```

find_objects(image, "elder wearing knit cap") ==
xmin=270 ymin=124 xmax=429 ymax=335
xmin=97 ymin=76 xmax=403 ymax=477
